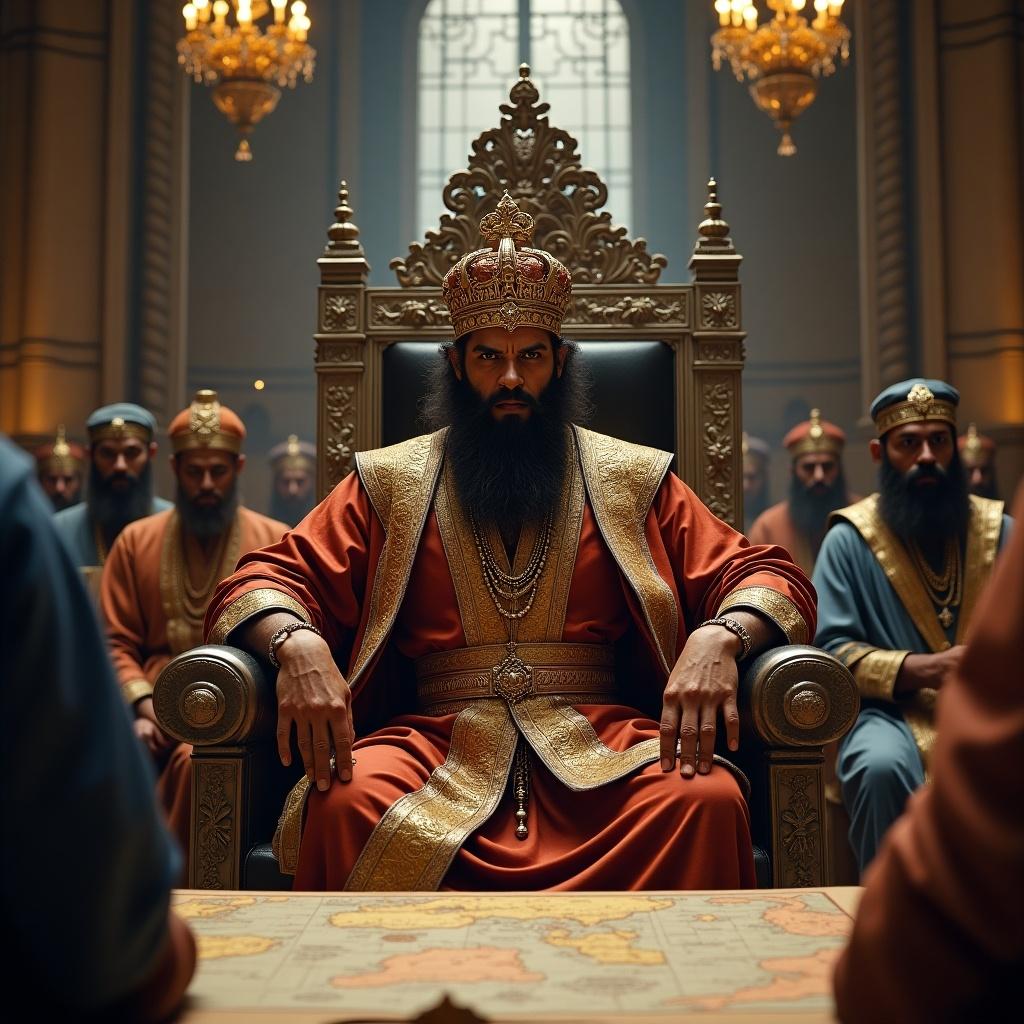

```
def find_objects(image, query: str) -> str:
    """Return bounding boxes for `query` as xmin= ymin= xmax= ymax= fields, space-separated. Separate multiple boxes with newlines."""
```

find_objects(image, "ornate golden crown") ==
xmin=441 ymin=192 xmax=572 ymax=339
xmin=170 ymin=389 xmax=243 ymax=454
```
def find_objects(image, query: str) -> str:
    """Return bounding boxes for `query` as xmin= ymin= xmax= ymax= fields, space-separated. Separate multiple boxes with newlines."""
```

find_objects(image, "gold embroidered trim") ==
xmin=345 ymin=701 xmax=520 ymax=891
xmin=208 ymin=588 xmax=312 ymax=646
xmin=957 ymin=495 xmax=1005 ymax=644
xmin=831 ymin=496 xmax=950 ymax=653
xmin=272 ymin=775 xmax=312 ymax=875
xmin=573 ymin=425 xmax=676 ymax=673
xmin=512 ymin=697 xmax=662 ymax=791
xmin=717 ymin=586 xmax=809 ymax=645
xmin=904 ymin=694 xmax=938 ymax=775
xmin=349 ymin=431 xmax=447 ymax=689
xmin=851 ymin=648 xmax=909 ymax=702
xmin=121 ymin=678 xmax=154 ymax=705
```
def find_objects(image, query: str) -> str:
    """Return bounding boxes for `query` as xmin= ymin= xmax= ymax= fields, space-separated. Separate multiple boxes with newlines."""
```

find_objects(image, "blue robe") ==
xmin=813 ymin=493 xmax=1011 ymax=868
xmin=0 ymin=438 xmax=182 ymax=1012
xmin=52 ymin=494 xmax=172 ymax=567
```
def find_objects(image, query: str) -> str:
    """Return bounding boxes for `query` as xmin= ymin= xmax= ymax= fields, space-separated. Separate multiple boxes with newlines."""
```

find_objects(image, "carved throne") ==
xmin=156 ymin=66 xmax=858 ymax=891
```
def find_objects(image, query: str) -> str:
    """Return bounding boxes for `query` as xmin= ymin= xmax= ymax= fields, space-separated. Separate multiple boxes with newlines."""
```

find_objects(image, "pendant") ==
xmin=492 ymin=641 xmax=534 ymax=704
xmin=938 ymin=606 xmax=953 ymax=629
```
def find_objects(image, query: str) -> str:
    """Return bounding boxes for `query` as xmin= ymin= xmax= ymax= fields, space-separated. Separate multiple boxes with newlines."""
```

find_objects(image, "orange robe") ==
xmin=207 ymin=463 xmax=816 ymax=892
xmin=832 ymin=483 xmax=1023 ymax=1022
xmin=101 ymin=506 xmax=288 ymax=861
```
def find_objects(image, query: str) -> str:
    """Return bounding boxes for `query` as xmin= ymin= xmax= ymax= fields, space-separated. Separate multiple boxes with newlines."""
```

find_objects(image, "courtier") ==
xmin=33 ymin=424 xmax=86 ymax=512
xmin=268 ymin=434 xmax=317 ymax=526
xmin=749 ymin=409 xmax=856 ymax=576
xmin=813 ymin=379 xmax=1012 ymax=871
xmin=101 ymin=391 xmax=288 ymax=869
xmin=206 ymin=194 xmax=816 ymax=892
xmin=51 ymin=403 xmax=173 ymax=592
xmin=833 ymin=482 xmax=1024 ymax=1022
xmin=741 ymin=431 xmax=770 ymax=532
xmin=958 ymin=422 xmax=999 ymax=500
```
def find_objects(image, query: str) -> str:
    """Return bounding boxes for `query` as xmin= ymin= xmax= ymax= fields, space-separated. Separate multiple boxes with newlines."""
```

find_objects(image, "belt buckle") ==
xmin=492 ymin=642 xmax=534 ymax=704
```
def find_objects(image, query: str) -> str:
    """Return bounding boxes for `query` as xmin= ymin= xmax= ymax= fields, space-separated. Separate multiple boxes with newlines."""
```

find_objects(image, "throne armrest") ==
xmin=739 ymin=644 xmax=860 ymax=751
xmin=154 ymin=645 xmax=289 ymax=889
xmin=154 ymin=644 xmax=276 ymax=748
xmin=735 ymin=644 xmax=860 ymax=888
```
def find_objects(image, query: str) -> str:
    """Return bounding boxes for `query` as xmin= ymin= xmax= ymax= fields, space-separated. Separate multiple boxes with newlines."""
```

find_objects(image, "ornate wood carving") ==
xmin=773 ymin=766 xmax=825 ymax=887
xmin=699 ymin=373 xmax=736 ymax=522
xmin=696 ymin=341 xmax=743 ymax=362
xmin=194 ymin=762 xmax=237 ymax=889
xmin=318 ymin=342 xmax=361 ymax=364
xmin=321 ymin=291 xmax=359 ymax=332
xmin=569 ymin=294 xmax=687 ymax=327
xmin=700 ymin=290 xmax=738 ymax=329
xmin=324 ymin=381 xmax=358 ymax=487
xmin=371 ymin=297 xmax=451 ymax=328
xmin=390 ymin=65 xmax=667 ymax=289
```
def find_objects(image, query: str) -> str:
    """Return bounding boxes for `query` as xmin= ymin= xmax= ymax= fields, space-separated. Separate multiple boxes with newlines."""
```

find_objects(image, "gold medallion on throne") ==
xmin=441 ymin=192 xmax=573 ymax=339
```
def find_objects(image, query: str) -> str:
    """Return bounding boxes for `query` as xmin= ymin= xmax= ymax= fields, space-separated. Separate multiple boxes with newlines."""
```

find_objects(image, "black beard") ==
xmin=878 ymin=447 xmax=970 ymax=545
xmin=88 ymin=462 xmax=154 ymax=537
xmin=421 ymin=340 xmax=591 ymax=536
xmin=47 ymin=491 xmax=80 ymax=512
xmin=270 ymin=492 xmax=314 ymax=527
xmin=789 ymin=469 xmax=850 ymax=543
xmin=176 ymin=480 xmax=239 ymax=541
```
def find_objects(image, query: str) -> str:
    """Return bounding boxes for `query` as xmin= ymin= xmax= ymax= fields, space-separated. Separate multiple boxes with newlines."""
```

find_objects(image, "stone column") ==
xmin=0 ymin=1 xmax=109 ymax=444
xmin=0 ymin=0 xmax=188 ymax=450
xmin=935 ymin=0 xmax=1024 ymax=491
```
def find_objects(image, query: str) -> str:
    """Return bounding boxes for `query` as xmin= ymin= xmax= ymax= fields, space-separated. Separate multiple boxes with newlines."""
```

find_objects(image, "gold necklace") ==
xmin=472 ymin=514 xmax=552 ymax=841
xmin=908 ymin=536 xmax=962 ymax=629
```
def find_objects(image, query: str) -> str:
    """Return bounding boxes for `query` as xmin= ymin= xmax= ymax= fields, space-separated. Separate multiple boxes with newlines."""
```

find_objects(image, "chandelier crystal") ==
xmin=178 ymin=0 xmax=315 ymax=161
xmin=711 ymin=0 xmax=850 ymax=156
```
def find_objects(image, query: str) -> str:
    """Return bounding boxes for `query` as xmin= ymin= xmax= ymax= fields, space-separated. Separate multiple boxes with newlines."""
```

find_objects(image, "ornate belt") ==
xmin=415 ymin=641 xmax=618 ymax=712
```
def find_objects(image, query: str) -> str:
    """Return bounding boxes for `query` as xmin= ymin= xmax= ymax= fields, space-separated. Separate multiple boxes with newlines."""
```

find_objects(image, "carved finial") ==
xmin=53 ymin=424 xmax=70 ymax=458
xmin=479 ymin=191 xmax=535 ymax=247
xmin=520 ymin=63 xmax=530 ymax=79
xmin=325 ymin=180 xmax=364 ymax=255
xmin=697 ymin=177 xmax=732 ymax=248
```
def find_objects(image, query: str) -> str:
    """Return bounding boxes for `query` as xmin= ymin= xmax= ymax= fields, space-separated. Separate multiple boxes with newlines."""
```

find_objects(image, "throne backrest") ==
xmin=314 ymin=64 xmax=747 ymax=526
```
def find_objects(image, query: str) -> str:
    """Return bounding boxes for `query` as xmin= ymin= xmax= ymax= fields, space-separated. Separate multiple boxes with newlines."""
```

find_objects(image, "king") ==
xmin=206 ymin=193 xmax=816 ymax=891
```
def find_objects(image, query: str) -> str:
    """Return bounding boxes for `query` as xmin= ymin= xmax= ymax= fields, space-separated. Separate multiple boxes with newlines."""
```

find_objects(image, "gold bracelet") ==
xmin=268 ymin=621 xmax=324 ymax=669
xmin=696 ymin=616 xmax=752 ymax=660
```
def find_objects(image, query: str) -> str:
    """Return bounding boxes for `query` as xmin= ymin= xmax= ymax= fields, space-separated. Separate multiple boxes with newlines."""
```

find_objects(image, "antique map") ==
xmin=176 ymin=888 xmax=859 ymax=1021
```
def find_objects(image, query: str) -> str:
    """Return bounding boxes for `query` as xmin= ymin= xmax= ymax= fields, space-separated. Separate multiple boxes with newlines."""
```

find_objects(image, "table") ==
xmin=176 ymin=887 xmax=862 ymax=1023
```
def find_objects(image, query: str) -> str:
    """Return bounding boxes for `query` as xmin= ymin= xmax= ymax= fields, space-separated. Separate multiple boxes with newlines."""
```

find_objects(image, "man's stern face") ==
xmin=173 ymin=449 xmax=243 ymax=509
xmin=871 ymin=423 xmax=955 ymax=485
xmin=275 ymin=467 xmax=314 ymax=501
xmin=91 ymin=437 xmax=155 ymax=491
xmin=449 ymin=325 xmax=566 ymax=420
xmin=40 ymin=470 xmax=82 ymax=507
xmin=793 ymin=453 xmax=840 ymax=495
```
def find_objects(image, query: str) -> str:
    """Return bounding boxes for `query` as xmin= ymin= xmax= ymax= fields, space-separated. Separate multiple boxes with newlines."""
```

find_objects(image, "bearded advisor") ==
xmin=102 ymin=390 xmax=288 ymax=861
xmin=205 ymin=194 xmax=816 ymax=892
xmin=52 ymin=403 xmax=172 ymax=595
xmin=813 ymin=380 xmax=1012 ymax=871
xmin=748 ymin=409 xmax=855 ymax=575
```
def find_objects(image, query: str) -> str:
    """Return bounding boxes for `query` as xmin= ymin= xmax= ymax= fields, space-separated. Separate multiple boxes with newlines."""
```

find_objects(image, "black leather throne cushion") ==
xmin=381 ymin=340 xmax=676 ymax=457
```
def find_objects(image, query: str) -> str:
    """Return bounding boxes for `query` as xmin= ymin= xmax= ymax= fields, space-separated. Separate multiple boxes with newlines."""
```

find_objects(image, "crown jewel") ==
xmin=441 ymin=191 xmax=572 ymax=338
xmin=907 ymin=383 xmax=936 ymax=415
xmin=189 ymin=389 xmax=222 ymax=440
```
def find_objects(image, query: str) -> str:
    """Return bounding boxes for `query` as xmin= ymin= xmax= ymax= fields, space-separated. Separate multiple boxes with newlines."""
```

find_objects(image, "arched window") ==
xmin=417 ymin=0 xmax=631 ymax=237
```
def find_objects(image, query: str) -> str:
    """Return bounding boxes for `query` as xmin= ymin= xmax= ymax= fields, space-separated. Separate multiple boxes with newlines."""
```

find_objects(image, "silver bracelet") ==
xmin=268 ymin=621 xmax=323 ymax=669
xmin=696 ymin=616 xmax=752 ymax=660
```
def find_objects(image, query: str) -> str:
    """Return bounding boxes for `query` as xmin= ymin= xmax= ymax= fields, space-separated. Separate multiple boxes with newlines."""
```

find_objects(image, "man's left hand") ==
xmin=659 ymin=625 xmax=741 ymax=778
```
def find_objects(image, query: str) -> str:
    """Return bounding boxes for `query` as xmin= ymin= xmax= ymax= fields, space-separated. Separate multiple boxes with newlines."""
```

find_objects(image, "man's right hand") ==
xmin=274 ymin=630 xmax=354 ymax=791
xmin=896 ymin=645 xmax=966 ymax=693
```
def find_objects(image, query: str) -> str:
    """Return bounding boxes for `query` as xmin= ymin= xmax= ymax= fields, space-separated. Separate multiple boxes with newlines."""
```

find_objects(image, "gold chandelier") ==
xmin=711 ymin=0 xmax=850 ymax=156
xmin=178 ymin=0 xmax=315 ymax=161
